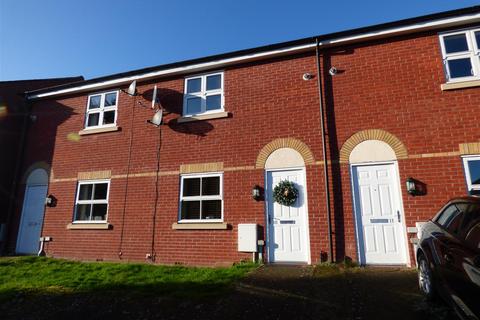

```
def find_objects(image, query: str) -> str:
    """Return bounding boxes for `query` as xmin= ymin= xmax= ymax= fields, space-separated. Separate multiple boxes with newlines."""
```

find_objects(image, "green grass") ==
xmin=0 ymin=257 xmax=256 ymax=301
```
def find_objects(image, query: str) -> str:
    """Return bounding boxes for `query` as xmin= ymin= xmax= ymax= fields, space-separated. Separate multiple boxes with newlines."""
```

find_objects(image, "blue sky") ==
xmin=1 ymin=0 xmax=479 ymax=81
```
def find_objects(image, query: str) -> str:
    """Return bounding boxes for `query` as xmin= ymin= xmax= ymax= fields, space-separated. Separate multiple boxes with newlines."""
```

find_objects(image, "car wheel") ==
xmin=418 ymin=254 xmax=436 ymax=300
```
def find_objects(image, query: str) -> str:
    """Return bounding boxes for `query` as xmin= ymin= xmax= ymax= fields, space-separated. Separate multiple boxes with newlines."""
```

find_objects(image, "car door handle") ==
xmin=444 ymin=252 xmax=454 ymax=264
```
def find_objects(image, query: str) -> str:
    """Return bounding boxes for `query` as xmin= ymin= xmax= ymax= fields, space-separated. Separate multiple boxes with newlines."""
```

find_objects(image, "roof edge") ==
xmin=26 ymin=5 xmax=480 ymax=100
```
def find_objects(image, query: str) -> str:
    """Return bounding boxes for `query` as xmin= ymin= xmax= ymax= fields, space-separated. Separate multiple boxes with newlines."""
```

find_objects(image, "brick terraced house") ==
xmin=6 ymin=6 xmax=480 ymax=266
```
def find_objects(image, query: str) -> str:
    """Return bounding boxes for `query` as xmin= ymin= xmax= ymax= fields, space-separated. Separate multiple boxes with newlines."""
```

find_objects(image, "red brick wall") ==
xmin=11 ymin=27 xmax=479 ymax=265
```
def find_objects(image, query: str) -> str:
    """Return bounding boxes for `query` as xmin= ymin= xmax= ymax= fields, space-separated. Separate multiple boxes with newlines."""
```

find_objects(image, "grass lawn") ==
xmin=0 ymin=256 xmax=256 ymax=301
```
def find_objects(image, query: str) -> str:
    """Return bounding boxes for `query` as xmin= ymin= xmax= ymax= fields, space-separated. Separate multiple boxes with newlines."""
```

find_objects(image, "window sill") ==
xmin=441 ymin=80 xmax=480 ymax=91
xmin=67 ymin=222 xmax=112 ymax=230
xmin=78 ymin=126 xmax=120 ymax=136
xmin=177 ymin=112 xmax=229 ymax=123
xmin=172 ymin=222 xmax=229 ymax=230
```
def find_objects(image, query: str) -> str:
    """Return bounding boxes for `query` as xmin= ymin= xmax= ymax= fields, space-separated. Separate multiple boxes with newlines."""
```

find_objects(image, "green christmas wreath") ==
xmin=273 ymin=180 xmax=299 ymax=206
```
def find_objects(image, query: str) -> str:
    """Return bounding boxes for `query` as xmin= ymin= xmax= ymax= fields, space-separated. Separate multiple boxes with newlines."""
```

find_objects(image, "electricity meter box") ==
xmin=237 ymin=224 xmax=258 ymax=252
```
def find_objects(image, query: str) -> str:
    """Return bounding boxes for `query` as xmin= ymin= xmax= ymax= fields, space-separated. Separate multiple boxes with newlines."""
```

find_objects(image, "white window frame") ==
xmin=178 ymin=172 xmax=223 ymax=223
xmin=439 ymin=28 xmax=480 ymax=83
xmin=462 ymin=156 xmax=480 ymax=193
xmin=73 ymin=179 xmax=110 ymax=223
xmin=182 ymin=71 xmax=224 ymax=116
xmin=85 ymin=91 xmax=119 ymax=129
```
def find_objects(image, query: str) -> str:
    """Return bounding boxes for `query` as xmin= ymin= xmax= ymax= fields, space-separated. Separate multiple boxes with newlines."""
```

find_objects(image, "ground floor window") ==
xmin=74 ymin=180 xmax=110 ymax=222
xmin=462 ymin=156 xmax=480 ymax=195
xmin=179 ymin=173 xmax=223 ymax=222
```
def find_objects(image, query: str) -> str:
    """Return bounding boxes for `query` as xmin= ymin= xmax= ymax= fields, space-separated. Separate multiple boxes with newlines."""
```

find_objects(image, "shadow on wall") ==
xmin=141 ymin=86 xmax=214 ymax=137
xmin=4 ymin=100 xmax=76 ymax=254
xmin=322 ymin=49 xmax=354 ymax=262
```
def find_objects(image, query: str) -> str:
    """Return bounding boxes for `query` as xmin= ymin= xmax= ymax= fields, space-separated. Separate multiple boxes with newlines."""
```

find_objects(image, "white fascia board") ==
xmin=28 ymin=12 xmax=480 ymax=100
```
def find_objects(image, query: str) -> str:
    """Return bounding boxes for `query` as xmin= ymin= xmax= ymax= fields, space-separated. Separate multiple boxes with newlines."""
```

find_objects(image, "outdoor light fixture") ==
xmin=252 ymin=185 xmax=262 ymax=201
xmin=45 ymin=194 xmax=57 ymax=207
xmin=329 ymin=67 xmax=338 ymax=76
xmin=302 ymin=73 xmax=314 ymax=80
xmin=406 ymin=177 xmax=427 ymax=196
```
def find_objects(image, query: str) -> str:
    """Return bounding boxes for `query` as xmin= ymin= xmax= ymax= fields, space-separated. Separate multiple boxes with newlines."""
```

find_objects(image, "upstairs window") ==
xmin=463 ymin=156 xmax=480 ymax=195
xmin=179 ymin=173 xmax=223 ymax=222
xmin=183 ymin=72 xmax=224 ymax=116
xmin=74 ymin=180 xmax=110 ymax=222
xmin=85 ymin=91 xmax=118 ymax=129
xmin=439 ymin=29 xmax=480 ymax=82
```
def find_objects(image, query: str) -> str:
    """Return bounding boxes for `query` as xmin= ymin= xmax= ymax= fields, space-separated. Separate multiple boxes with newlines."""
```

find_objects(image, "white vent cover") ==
xmin=238 ymin=224 xmax=257 ymax=252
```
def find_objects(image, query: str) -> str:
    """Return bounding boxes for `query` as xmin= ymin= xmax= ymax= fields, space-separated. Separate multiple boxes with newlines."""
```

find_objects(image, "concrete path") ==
xmin=207 ymin=265 xmax=455 ymax=320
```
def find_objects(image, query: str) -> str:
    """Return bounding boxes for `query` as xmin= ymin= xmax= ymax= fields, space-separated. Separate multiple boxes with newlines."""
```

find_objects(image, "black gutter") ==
xmin=25 ymin=5 xmax=480 ymax=97
xmin=315 ymin=39 xmax=334 ymax=263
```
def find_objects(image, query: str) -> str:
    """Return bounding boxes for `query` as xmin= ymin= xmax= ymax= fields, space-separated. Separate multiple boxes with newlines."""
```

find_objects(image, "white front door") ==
xmin=16 ymin=184 xmax=47 ymax=254
xmin=352 ymin=163 xmax=407 ymax=265
xmin=267 ymin=169 xmax=309 ymax=263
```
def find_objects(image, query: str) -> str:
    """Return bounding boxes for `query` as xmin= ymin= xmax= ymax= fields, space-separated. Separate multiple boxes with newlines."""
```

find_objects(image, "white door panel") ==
xmin=267 ymin=169 xmax=309 ymax=263
xmin=16 ymin=185 xmax=47 ymax=254
xmin=352 ymin=164 xmax=407 ymax=265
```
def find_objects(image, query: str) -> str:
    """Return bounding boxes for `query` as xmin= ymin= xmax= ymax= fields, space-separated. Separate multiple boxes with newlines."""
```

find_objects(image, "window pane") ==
xmin=92 ymin=204 xmax=107 ymax=221
xmin=78 ymin=184 xmax=93 ymax=200
xmin=103 ymin=110 xmax=115 ymax=125
xmin=104 ymin=93 xmax=117 ymax=106
xmin=465 ymin=223 xmax=480 ymax=250
xmin=181 ymin=201 xmax=200 ymax=220
xmin=202 ymin=200 xmax=221 ymax=220
xmin=206 ymin=95 xmax=221 ymax=111
xmin=206 ymin=75 xmax=221 ymax=90
xmin=75 ymin=204 xmax=91 ymax=221
xmin=459 ymin=204 xmax=480 ymax=237
xmin=87 ymin=113 xmax=100 ymax=127
xmin=448 ymin=58 xmax=473 ymax=78
xmin=186 ymin=78 xmax=201 ymax=93
xmin=94 ymin=183 xmax=108 ymax=200
xmin=186 ymin=97 xmax=202 ymax=114
xmin=89 ymin=95 xmax=101 ymax=109
xmin=476 ymin=32 xmax=480 ymax=50
xmin=183 ymin=178 xmax=201 ymax=196
xmin=202 ymin=176 xmax=220 ymax=195
xmin=444 ymin=34 xmax=469 ymax=54
xmin=437 ymin=205 xmax=462 ymax=234
xmin=468 ymin=160 xmax=480 ymax=185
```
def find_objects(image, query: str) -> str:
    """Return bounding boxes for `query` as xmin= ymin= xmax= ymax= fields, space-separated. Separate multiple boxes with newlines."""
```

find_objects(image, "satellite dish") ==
xmin=151 ymin=85 xmax=158 ymax=109
xmin=126 ymin=80 xmax=137 ymax=96
xmin=148 ymin=109 xmax=163 ymax=127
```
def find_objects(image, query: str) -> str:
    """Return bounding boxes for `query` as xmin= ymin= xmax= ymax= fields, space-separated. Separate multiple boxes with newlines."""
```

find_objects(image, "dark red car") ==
xmin=416 ymin=197 xmax=480 ymax=320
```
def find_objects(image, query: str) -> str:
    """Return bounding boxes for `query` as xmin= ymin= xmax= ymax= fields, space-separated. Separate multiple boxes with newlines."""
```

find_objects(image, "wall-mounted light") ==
xmin=45 ymin=194 xmax=57 ymax=207
xmin=329 ymin=67 xmax=338 ymax=76
xmin=252 ymin=185 xmax=263 ymax=201
xmin=302 ymin=73 xmax=314 ymax=81
xmin=406 ymin=177 xmax=427 ymax=196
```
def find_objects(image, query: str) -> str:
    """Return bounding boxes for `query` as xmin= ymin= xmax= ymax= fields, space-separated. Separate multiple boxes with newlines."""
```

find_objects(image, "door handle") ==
xmin=397 ymin=210 xmax=401 ymax=223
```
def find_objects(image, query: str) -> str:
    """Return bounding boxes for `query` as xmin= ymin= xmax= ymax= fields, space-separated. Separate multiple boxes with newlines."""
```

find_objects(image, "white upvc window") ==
xmin=85 ymin=91 xmax=118 ymax=129
xmin=183 ymin=72 xmax=224 ymax=116
xmin=179 ymin=173 xmax=223 ymax=222
xmin=462 ymin=156 xmax=480 ymax=195
xmin=74 ymin=180 xmax=110 ymax=222
xmin=439 ymin=28 xmax=480 ymax=82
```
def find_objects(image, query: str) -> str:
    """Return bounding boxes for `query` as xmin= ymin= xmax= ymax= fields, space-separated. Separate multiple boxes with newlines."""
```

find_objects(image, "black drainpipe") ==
xmin=315 ymin=38 xmax=334 ymax=263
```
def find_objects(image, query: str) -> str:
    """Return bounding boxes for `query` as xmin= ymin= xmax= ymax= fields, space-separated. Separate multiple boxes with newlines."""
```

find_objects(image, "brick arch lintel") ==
xmin=255 ymin=138 xmax=315 ymax=169
xmin=339 ymin=129 xmax=408 ymax=163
